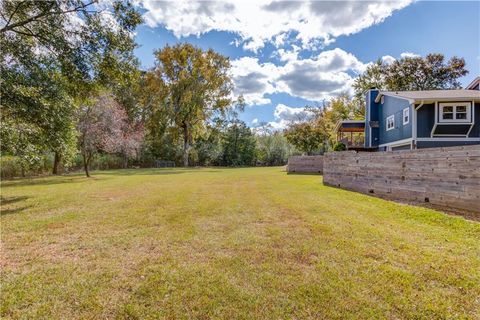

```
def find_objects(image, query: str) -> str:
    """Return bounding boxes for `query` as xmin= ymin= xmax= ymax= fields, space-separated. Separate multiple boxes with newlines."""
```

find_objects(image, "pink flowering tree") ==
xmin=77 ymin=93 xmax=144 ymax=177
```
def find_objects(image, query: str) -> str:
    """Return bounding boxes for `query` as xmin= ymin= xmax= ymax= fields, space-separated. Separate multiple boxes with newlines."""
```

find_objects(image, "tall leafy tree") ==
xmin=384 ymin=54 xmax=467 ymax=90
xmin=0 ymin=0 xmax=142 ymax=174
xmin=147 ymin=43 xmax=233 ymax=167
xmin=353 ymin=54 xmax=468 ymax=103
xmin=284 ymin=121 xmax=327 ymax=156
xmin=220 ymin=121 xmax=257 ymax=166
xmin=256 ymin=129 xmax=296 ymax=166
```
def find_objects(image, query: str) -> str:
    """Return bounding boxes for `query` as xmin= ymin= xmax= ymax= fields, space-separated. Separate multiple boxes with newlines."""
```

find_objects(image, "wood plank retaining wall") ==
xmin=323 ymin=145 xmax=480 ymax=214
xmin=287 ymin=156 xmax=323 ymax=174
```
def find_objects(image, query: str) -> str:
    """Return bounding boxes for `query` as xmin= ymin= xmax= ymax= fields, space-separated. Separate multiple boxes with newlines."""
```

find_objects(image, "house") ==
xmin=336 ymin=77 xmax=480 ymax=151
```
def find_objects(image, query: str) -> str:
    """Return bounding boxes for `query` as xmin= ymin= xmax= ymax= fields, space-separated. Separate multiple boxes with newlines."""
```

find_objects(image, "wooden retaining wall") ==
xmin=287 ymin=156 xmax=323 ymax=174
xmin=323 ymin=145 xmax=480 ymax=214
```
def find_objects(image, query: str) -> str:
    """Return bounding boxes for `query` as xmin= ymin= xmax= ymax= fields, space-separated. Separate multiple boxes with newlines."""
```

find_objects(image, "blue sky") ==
xmin=133 ymin=1 xmax=480 ymax=128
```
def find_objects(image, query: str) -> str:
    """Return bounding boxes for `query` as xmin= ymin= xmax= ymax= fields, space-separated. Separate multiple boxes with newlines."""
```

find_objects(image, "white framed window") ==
xmin=403 ymin=108 xmax=409 ymax=125
xmin=386 ymin=115 xmax=395 ymax=131
xmin=438 ymin=102 xmax=472 ymax=123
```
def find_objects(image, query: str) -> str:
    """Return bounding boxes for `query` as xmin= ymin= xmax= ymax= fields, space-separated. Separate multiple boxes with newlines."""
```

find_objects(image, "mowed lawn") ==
xmin=1 ymin=167 xmax=479 ymax=319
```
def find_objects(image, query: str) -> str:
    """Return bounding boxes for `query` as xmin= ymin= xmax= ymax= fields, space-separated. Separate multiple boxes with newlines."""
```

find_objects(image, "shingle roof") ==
xmin=377 ymin=89 xmax=480 ymax=102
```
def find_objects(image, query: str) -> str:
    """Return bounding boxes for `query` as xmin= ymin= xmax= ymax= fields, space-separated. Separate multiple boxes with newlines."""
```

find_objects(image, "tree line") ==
xmin=0 ymin=1 xmax=470 ymax=177
xmin=0 ymin=1 xmax=301 ymax=178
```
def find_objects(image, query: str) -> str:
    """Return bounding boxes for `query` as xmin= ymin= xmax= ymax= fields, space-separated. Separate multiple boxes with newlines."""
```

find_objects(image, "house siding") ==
xmin=417 ymin=140 xmax=480 ymax=148
xmin=378 ymin=95 xmax=412 ymax=145
xmin=364 ymin=90 xmax=380 ymax=147
xmin=416 ymin=103 xmax=435 ymax=137
xmin=416 ymin=102 xmax=480 ymax=138
xmin=470 ymin=102 xmax=480 ymax=137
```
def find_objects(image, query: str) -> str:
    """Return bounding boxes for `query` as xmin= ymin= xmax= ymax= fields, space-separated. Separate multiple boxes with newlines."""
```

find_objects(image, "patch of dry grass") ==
xmin=1 ymin=167 xmax=479 ymax=319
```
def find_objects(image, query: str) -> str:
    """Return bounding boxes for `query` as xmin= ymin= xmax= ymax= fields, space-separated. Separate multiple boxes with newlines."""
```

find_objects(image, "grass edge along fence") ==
xmin=323 ymin=145 xmax=480 ymax=214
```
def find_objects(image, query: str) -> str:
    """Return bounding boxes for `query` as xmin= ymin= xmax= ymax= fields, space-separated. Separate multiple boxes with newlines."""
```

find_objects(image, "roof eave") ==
xmin=411 ymin=97 xmax=480 ymax=103
xmin=375 ymin=92 xmax=414 ymax=104
xmin=465 ymin=76 xmax=480 ymax=90
xmin=375 ymin=92 xmax=480 ymax=104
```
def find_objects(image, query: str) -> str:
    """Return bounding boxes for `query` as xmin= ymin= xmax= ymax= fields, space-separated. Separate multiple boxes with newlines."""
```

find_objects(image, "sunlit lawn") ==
xmin=1 ymin=167 xmax=479 ymax=319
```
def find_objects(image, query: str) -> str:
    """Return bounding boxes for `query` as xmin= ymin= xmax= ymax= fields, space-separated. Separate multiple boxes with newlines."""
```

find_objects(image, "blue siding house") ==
xmin=362 ymin=80 xmax=480 ymax=151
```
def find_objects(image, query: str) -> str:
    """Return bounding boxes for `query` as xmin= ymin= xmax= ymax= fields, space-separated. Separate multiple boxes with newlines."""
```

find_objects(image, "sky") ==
xmin=132 ymin=0 xmax=480 ymax=129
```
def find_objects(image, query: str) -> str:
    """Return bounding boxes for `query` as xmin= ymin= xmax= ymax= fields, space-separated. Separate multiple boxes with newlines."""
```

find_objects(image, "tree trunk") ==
xmin=82 ymin=152 xmax=90 ymax=178
xmin=233 ymin=125 xmax=239 ymax=165
xmin=182 ymin=125 xmax=190 ymax=167
xmin=52 ymin=152 xmax=61 ymax=175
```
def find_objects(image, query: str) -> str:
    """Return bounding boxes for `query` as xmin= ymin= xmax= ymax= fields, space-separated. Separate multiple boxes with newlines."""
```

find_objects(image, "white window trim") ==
xmin=438 ymin=102 xmax=472 ymax=123
xmin=386 ymin=115 xmax=395 ymax=131
xmin=417 ymin=137 xmax=480 ymax=142
xmin=403 ymin=107 xmax=409 ymax=125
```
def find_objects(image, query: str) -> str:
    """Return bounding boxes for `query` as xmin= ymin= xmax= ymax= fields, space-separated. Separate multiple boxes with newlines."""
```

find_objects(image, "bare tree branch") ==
xmin=4 ymin=1 xmax=27 ymax=28
xmin=0 ymin=0 xmax=96 ymax=34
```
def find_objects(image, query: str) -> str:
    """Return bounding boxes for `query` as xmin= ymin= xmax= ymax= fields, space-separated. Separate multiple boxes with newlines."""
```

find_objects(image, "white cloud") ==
xmin=381 ymin=52 xmax=420 ymax=65
xmin=251 ymin=118 xmax=259 ymax=125
xmin=274 ymin=104 xmax=310 ymax=121
xmin=267 ymin=103 xmax=312 ymax=129
xmin=138 ymin=0 xmax=414 ymax=51
xmin=381 ymin=55 xmax=396 ymax=64
xmin=267 ymin=120 xmax=289 ymax=130
xmin=231 ymin=48 xmax=366 ymax=104
xmin=273 ymin=33 xmax=288 ymax=47
xmin=400 ymin=52 xmax=420 ymax=59
xmin=230 ymin=56 xmax=278 ymax=105
xmin=276 ymin=44 xmax=300 ymax=62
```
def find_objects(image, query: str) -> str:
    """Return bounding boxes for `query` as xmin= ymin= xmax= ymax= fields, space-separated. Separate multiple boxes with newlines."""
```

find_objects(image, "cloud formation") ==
xmin=267 ymin=104 xmax=311 ymax=129
xmin=138 ymin=0 xmax=413 ymax=51
xmin=381 ymin=51 xmax=421 ymax=65
xmin=400 ymin=52 xmax=420 ymax=58
xmin=231 ymin=48 xmax=366 ymax=104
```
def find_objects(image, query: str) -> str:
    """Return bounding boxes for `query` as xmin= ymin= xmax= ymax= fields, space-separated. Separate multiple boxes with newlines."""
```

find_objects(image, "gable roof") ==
xmin=465 ymin=76 xmax=480 ymax=90
xmin=375 ymin=89 xmax=480 ymax=103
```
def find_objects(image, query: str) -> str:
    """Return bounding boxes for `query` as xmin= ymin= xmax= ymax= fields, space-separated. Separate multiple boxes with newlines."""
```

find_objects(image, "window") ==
xmin=386 ymin=115 xmax=395 ymax=131
xmin=403 ymin=108 xmax=409 ymax=125
xmin=439 ymin=102 xmax=471 ymax=123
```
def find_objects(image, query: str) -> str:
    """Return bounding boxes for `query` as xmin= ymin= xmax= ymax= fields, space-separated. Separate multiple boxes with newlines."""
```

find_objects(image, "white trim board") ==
xmin=466 ymin=99 xmax=475 ymax=137
xmin=416 ymin=138 xmax=480 ymax=142
xmin=365 ymin=90 xmax=372 ymax=148
xmin=378 ymin=138 xmax=413 ymax=148
xmin=386 ymin=115 xmax=395 ymax=131
xmin=403 ymin=107 xmax=410 ymax=125
xmin=438 ymin=102 xmax=472 ymax=123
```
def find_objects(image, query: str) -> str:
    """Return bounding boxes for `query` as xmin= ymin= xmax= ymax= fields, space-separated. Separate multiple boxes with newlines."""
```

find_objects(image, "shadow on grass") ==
xmin=96 ymin=167 xmax=225 ymax=176
xmin=0 ymin=176 xmax=93 ymax=188
xmin=0 ymin=195 xmax=29 ymax=205
xmin=1 ymin=206 xmax=32 ymax=216
xmin=97 ymin=168 xmax=187 ymax=176
xmin=0 ymin=166 xmax=263 ymax=186
xmin=0 ymin=196 xmax=31 ymax=216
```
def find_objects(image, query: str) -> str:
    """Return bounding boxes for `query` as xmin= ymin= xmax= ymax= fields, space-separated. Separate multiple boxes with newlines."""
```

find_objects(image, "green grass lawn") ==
xmin=1 ymin=167 xmax=479 ymax=319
